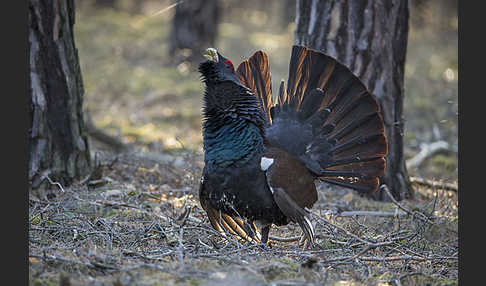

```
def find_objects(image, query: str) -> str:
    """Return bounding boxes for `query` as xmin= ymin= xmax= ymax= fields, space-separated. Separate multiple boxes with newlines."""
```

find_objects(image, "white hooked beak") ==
xmin=204 ymin=48 xmax=218 ymax=62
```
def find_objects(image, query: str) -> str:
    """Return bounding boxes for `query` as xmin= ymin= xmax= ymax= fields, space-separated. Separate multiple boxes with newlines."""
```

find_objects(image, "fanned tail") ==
xmin=268 ymin=45 xmax=388 ymax=194
xmin=236 ymin=50 xmax=273 ymax=124
xmin=235 ymin=45 xmax=387 ymax=193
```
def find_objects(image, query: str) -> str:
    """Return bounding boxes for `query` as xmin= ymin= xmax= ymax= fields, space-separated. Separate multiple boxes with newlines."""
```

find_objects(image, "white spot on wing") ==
xmin=268 ymin=185 xmax=275 ymax=194
xmin=260 ymin=157 xmax=274 ymax=171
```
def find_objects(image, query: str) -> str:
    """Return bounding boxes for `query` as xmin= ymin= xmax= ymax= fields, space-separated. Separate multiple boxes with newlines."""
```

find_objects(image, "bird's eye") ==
xmin=224 ymin=60 xmax=234 ymax=72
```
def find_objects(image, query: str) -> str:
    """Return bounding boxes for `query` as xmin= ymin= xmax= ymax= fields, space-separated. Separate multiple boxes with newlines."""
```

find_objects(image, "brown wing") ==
xmin=268 ymin=45 xmax=387 ymax=194
xmin=264 ymin=147 xmax=317 ymax=209
xmin=264 ymin=146 xmax=317 ymax=247
xmin=236 ymin=50 xmax=273 ymax=123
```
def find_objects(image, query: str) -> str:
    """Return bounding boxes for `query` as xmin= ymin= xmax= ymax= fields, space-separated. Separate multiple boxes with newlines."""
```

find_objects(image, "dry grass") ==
xmin=29 ymin=149 xmax=458 ymax=286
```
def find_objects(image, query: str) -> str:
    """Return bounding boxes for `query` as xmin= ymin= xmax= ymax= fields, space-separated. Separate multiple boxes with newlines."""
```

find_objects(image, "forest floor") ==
xmin=29 ymin=1 xmax=458 ymax=285
xmin=29 ymin=147 xmax=458 ymax=286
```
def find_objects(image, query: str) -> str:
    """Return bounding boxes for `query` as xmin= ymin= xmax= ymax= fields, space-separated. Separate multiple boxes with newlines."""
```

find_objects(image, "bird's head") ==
xmin=199 ymin=48 xmax=242 ymax=86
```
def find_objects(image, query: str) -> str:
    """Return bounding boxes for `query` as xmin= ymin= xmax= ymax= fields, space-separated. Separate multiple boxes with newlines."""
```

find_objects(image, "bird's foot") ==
xmin=298 ymin=233 xmax=316 ymax=250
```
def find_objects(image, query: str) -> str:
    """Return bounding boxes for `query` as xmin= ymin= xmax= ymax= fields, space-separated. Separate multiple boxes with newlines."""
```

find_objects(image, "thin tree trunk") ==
xmin=169 ymin=0 xmax=220 ymax=64
xmin=29 ymin=0 xmax=91 ymax=189
xmin=294 ymin=0 xmax=413 ymax=201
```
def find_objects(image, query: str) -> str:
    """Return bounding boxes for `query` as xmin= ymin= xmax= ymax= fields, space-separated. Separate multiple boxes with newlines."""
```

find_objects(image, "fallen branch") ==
xmin=310 ymin=211 xmax=387 ymax=246
xmin=323 ymin=254 xmax=457 ymax=264
xmin=410 ymin=177 xmax=458 ymax=192
xmin=85 ymin=114 xmax=131 ymax=152
xmin=406 ymin=140 xmax=452 ymax=169
xmin=41 ymin=172 xmax=66 ymax=192
xmin=336 ymin=210 xmax=408 ymax=217
xmin=324 ymin=245 xmax=375 ymax=263
xmin=269 ymin=235 xmax=301 ymax=242
xmin=358 ymin=255 xmax=457 ymax=262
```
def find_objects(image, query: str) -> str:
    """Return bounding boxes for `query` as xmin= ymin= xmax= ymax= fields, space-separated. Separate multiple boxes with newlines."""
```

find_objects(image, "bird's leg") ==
xmin=302 ymin=237 xmax=310 ymax=250
xmin=298 ymin=232 xmax=306 ymax=245
xmin=242 ymin=220 xmax=260 ymax=243
xmin=260 ymin=225 xmax=271 ymax=245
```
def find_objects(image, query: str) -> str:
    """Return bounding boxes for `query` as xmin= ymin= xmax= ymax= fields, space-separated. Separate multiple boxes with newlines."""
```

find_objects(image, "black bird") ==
xmin=198 ymin=45 xmax=387 ymax=247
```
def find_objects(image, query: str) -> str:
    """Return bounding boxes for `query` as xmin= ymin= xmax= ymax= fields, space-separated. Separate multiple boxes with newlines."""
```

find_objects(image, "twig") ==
xmin=122 ymin=249 xmax=174 ymax=261
xmin=177 ymin=227 xmax=185 ymax=270
xmin=381 ymin=185 xmax=435 ymax=225
xmin=94 ymin=200 xmax=139 ymax=209
xmin=43 ymin=174 xmax=65 ymax=192
xmin=310 ymin=211 xmax=378 ymax=245
xmin=269 ymin=235 xmax=301 ymax=242
xmin=188 ymin=253 xmax=249 ymax=265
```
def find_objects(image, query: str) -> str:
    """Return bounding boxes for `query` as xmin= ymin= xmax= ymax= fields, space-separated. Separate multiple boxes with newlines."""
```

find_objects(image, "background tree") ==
xmin=168 ymin=0 xmax=220 ymax=64
xmin=29 ymin=0 xmax=91 ymax=189
xmin=294 ymin=0 xmax=413 ymax=201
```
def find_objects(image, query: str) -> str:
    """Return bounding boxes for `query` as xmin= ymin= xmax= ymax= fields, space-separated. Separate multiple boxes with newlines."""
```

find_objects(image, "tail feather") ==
xmin=324 ymin=157 xmax=386 ymax=178
xmin=328 ymin=112 xmax=382 ymax=142
xmin=286 ymin=46 xmax=308 ymax=110
xmin=329 ymin=133 xmax=384 ymax=156
xmin=236 ymin=50 xmax=273 ymax=123
xmin=332 ymin=134 xmax=387 ymax=161
xmin=278 ymin=80 xmax=287 ymax=107
xmin=322 ymin=177 xmax=380 ymax=194
xmin=286 ymin=46 xmax=337 ymax=111
xmin=235 ymin=45 xmax=387 ymax=194
xmin=268 ymin=45 xmax=388 ymax=194
xmin=307 ymin=109 xmax=332 ymax=136
xmin=270 ymin=80 xmax=287 ymax=119
xmin=298 ymin=88 xmax=326 ymax=121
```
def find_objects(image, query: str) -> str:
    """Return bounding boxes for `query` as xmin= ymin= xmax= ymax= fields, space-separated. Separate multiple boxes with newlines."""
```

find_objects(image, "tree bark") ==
xmin=294 ymin=0 xmax=413 ymax=201
xmin=29 ymin=0 xmax=91 ymax=189
xmin=168 ymin=0 xmax=220 ymax=64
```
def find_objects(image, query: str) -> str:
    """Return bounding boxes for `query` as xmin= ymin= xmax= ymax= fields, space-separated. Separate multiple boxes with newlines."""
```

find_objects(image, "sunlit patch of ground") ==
xmin=29 ymin=149 xmax=457 ymax=285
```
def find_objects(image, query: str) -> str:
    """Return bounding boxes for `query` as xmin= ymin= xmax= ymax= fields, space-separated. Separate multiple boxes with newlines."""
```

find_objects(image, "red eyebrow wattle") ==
xmin=225 ymin=60 xmax=234 ymax=70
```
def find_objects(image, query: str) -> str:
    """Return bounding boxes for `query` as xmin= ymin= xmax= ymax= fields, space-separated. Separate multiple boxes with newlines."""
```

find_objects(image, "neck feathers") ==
xmin=202 ymin=82 xmax=266 ymax=168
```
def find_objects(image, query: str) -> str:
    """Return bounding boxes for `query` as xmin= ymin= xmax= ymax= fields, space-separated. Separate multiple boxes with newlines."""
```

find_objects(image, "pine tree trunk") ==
xmin=294 ymin=0 xmax=413 ymax=201
xmin=29 ymin=0 xmax=91 ymax=189
xmin=168 ymin=0 xmax=220 ymax=64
